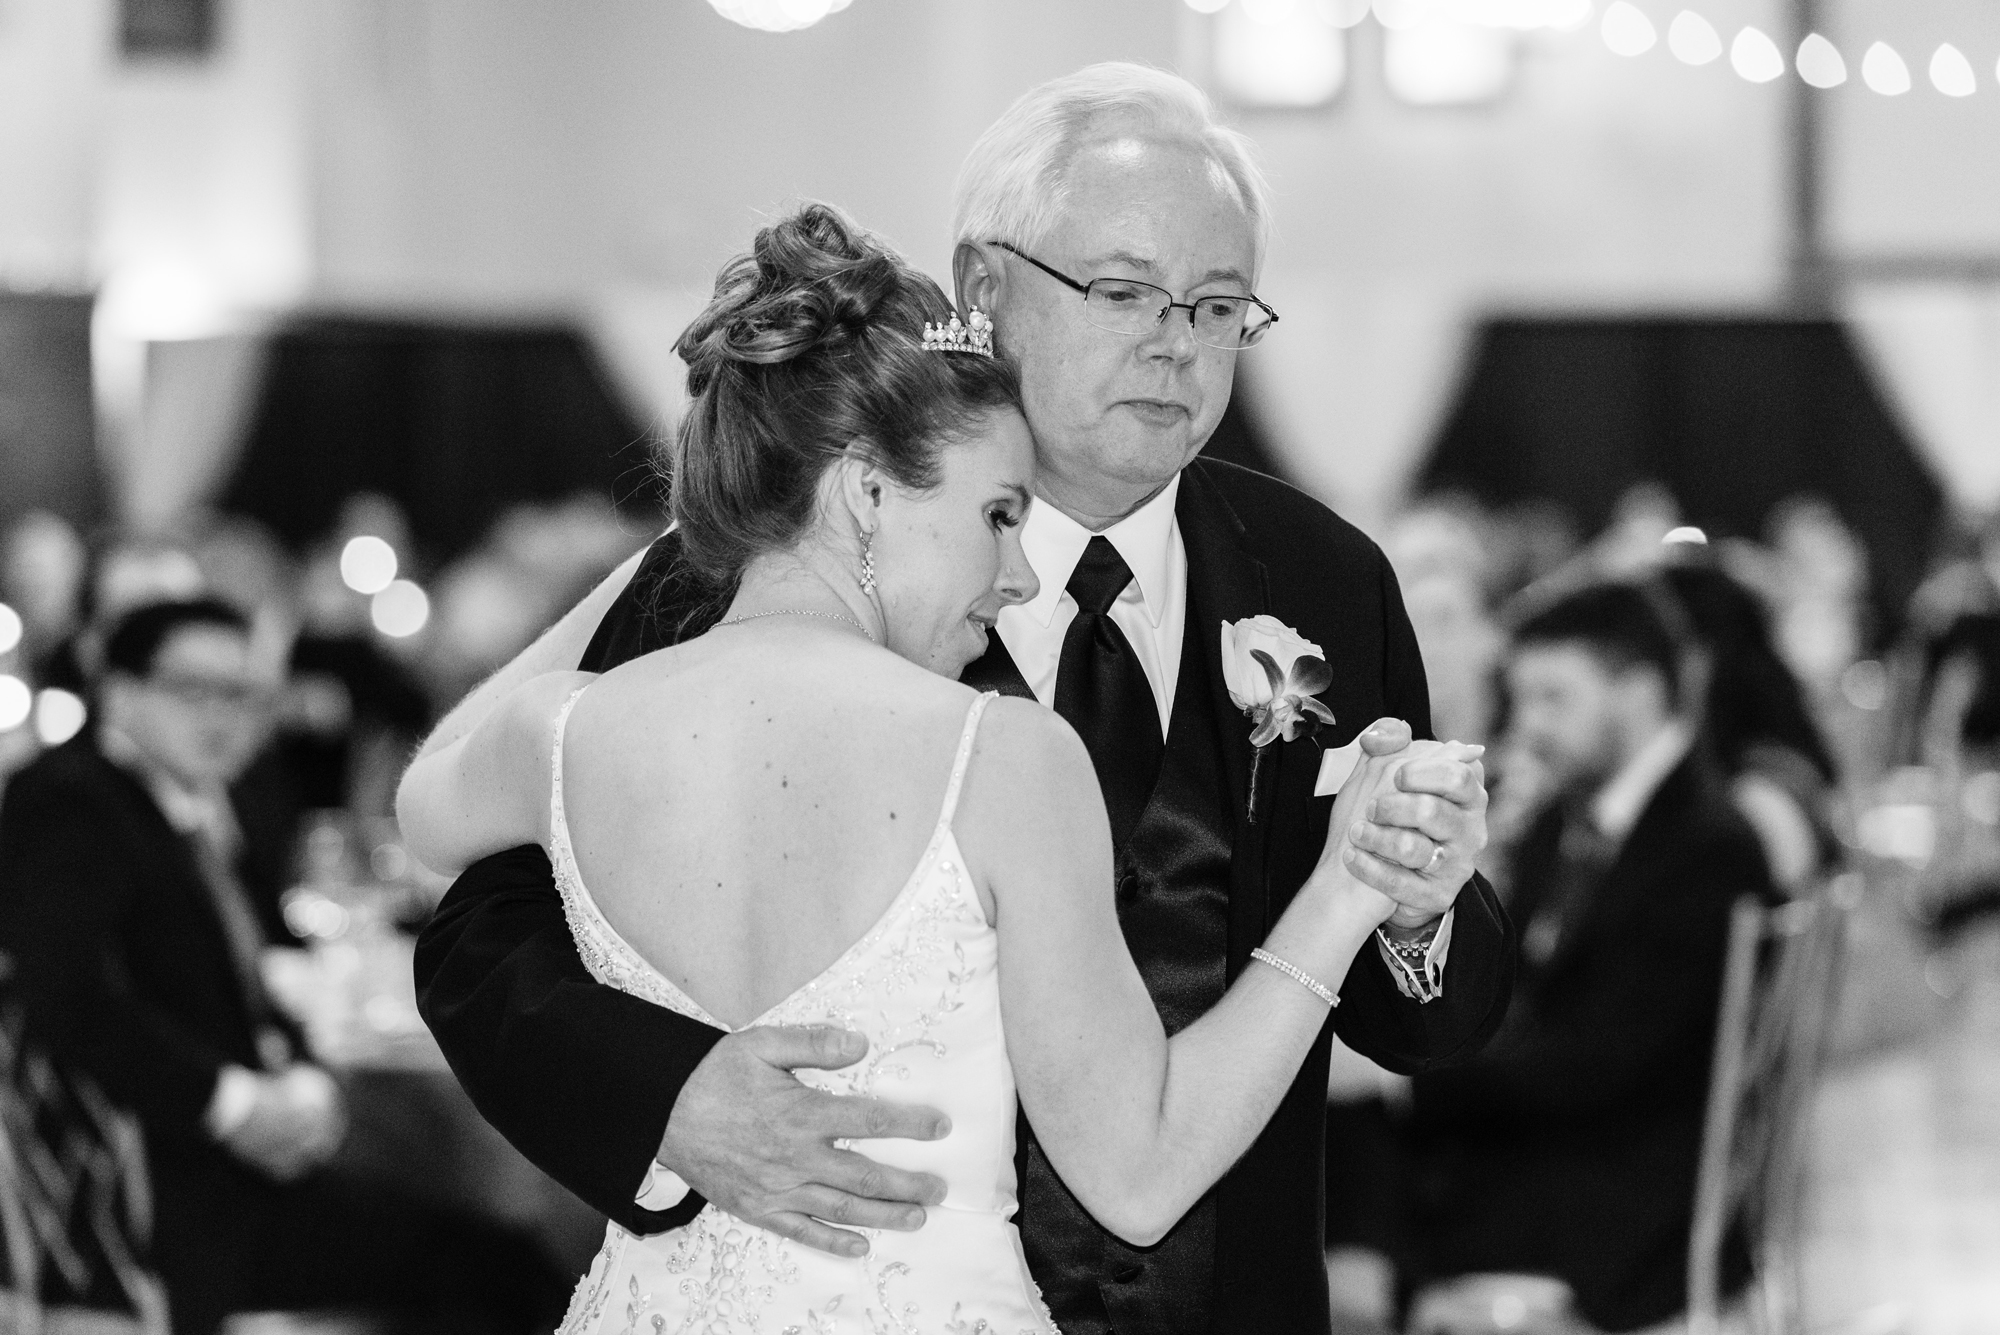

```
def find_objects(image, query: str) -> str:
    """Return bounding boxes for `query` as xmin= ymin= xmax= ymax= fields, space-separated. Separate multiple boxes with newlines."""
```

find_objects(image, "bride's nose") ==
xmin=995 ymin=540 xmax=1039 ymax=606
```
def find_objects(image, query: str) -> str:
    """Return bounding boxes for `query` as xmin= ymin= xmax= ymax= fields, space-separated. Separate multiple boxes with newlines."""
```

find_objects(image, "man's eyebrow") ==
xmin=1083 ymin=252 xmax=1254 ymax=291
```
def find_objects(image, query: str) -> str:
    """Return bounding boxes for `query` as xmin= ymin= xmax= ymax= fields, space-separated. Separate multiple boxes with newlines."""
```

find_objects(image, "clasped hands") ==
xmin=1320 ymin=716 xmax=1489 ymax=933
xmin=655 ymin=717 xmax=1489 ymax=1259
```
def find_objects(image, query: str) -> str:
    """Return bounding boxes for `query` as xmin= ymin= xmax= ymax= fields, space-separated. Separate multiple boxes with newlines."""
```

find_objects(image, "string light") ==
xmin=1929 ymin=43 xmax=1977 ymax=97
xmin=1186 ymin=0 xmax=1232 ymax=12
xmin=1796 ymin=33 xmax=1847 ymax=88
xmin=1668 ymin=10 xmax=1722 ymax=65
xmin=1592 ymin=6 xmax=1989 ymax=100
xmin=34 ymin=689 xmax=86 ymax=746
xmin=339 ymin=535 xmax=398 ymax=595
xmin=1730 ymin=25 xmax=1784 ymax=82
xmin=0 ymin=602 xmax=21 ymax=656
xmin=1601 ymin=2 xmax=1657 ymax=56
xmin=1862 ymin=41 xmax=1911 ymax=95
xmin=0 ymin=676 xmax=29 ymax=732
xmin=706 ymin=0 xmax=851 ymax=34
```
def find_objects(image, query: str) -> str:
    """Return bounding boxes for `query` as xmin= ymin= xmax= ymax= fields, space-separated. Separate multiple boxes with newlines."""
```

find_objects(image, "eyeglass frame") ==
xmin=989 ymin=241 xmax=1279 ymax=350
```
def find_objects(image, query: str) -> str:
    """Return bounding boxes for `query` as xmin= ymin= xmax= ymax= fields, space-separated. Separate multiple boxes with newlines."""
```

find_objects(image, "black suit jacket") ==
xmin=1410 ymin=752 xmax=1773 ymax=1332
xmin=0 ymin=738 xmax=307 ymax=1224
xmin=415 ymin=458 xmax=1515 ymax=1331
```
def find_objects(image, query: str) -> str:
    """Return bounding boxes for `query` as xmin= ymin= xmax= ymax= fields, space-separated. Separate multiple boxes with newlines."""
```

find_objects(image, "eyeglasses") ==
xmin=992 ymin=242 xmax=1279 ymax=350
xmin=144 ymin=675 xmax=273 ymax=712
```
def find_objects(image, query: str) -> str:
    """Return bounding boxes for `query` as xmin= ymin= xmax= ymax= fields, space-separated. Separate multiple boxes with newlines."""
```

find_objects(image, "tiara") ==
xmin=922 ymin=308 xmax=994 ymax=358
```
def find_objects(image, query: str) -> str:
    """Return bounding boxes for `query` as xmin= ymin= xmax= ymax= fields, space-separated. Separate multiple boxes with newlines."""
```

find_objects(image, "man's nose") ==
xmin=1137 ymin=305 xmax=1199 ymax=362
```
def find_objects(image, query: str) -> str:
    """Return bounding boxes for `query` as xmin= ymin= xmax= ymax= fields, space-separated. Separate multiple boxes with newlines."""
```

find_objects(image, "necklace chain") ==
xmin=715 ymin=608 xmax=873 ymax=640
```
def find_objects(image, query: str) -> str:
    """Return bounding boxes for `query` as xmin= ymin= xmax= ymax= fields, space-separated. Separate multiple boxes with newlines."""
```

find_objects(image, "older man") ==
xmin=413 ymin=64 xmax=1513 ymax=1334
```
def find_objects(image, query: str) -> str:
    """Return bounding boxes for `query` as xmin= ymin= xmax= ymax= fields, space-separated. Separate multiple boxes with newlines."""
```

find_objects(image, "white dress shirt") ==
xmin=996 ymin=473 xmax=1186 ymax=733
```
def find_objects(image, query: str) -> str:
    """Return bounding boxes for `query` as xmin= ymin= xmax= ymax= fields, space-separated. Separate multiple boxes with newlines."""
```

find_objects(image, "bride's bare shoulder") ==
xmin=962 ymin=697 xmax=1100 ymax=817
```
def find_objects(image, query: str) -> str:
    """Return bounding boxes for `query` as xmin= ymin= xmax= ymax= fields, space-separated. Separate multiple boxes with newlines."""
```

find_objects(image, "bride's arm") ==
xmin=958 ymin=699 xmax=1428 ymax=1247
xmin=398 ymin=670 xmax=596 ymax=876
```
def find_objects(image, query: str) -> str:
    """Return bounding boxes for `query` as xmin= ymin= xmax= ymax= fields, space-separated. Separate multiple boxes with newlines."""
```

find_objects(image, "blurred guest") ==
xmin=2 ymin=509 xmax=89 ymax=667
xmin=0 ymin=599 xmax=565 ymax=1335
xmin=1406 ymin=583 xmax=1777 ymax=1333
xmin=1662 ymin=562 xmax=1842 ymax=893
xmin=32 ymin=536 xmax=207 ymax=695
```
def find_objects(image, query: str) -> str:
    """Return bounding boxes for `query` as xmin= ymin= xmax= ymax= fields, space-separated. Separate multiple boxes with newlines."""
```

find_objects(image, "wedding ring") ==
xmin=1423 ymin=844 xmax=1447 ymax=876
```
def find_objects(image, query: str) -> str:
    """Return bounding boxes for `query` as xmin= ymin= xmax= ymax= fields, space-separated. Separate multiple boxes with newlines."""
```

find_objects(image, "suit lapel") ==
xmin=1177 ymin=465 xmax=1275 ymax=979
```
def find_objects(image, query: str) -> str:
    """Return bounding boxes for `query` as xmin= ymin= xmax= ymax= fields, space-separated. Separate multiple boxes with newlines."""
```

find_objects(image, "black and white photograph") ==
xmin=0 ymin=2 xmax=1995 ymax=1334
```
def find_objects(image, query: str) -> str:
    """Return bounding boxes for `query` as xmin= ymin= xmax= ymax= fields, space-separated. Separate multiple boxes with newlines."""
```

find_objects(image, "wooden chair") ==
xmin=1686 ymin=873 xmax=1859 ymax=1335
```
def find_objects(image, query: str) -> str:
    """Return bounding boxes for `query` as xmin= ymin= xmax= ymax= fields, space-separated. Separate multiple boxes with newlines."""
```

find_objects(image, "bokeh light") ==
xmin=1601 ymin=2 xmax=1656 ymax=57
xmin=1796 ymin=33 xmax=1847 ymax=88
xmin=1863 ymin=42 xmax=1911 ymax=95
xmin=1730 ymin=27 xmax=1783 ymax=83
xmin=1929 ymin=44 xmax=1976 ymax=98
xmin=370 ymin=580 xmax=431 ymax=638
xmin=340 ymin=535 xmax=399 ymax=595
xmin=0 ymin=602 xmax=21 ymax=656
xmin=1667 ymin=11 xmax=1721 ymax=66
xmin=707 ymin=0 xmax=852 ymax=33
xmin=1185 ymin=0 xmax=1231 ymax=12
xmin=34 ymin=689 xmax=86 ymax=746
xmin=0 ymin=676 xmax=30 ymax=732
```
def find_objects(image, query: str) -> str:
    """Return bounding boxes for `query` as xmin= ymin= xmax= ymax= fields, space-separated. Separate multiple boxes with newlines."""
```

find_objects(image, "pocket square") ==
xmin=1315 ymin=740 xmax=1361 ymax=796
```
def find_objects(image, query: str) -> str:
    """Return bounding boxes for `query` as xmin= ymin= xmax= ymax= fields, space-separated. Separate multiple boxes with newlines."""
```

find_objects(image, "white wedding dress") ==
xmin=548 ymin=688 xmax=1058 ymax=1335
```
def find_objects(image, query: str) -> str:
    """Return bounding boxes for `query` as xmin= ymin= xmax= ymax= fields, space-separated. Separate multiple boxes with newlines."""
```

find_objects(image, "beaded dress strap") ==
xmin=549 ymin=686 xmax=588 ymax=847
xmin=934 ymin=691 xmax=996 ymax=834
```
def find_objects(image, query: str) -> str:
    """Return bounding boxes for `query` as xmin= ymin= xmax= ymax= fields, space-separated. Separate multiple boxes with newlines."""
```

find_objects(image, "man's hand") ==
xmin=1345 ymin=725 xmax=1489 ymax=930
xmin=657 ymin=1026 xmax=952 ymax=1259
xmin=222 ymin=1065 xmax=347 ymax=1182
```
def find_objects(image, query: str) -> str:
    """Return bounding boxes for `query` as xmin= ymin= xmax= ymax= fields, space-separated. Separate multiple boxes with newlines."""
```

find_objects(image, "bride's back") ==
xmin=558 ymin=626 xmax=983 ymax=1030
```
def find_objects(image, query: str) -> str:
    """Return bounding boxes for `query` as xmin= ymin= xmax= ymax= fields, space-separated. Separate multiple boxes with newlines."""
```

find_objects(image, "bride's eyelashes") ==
xmin=986 ymin=504 xmax=1023 ymax=532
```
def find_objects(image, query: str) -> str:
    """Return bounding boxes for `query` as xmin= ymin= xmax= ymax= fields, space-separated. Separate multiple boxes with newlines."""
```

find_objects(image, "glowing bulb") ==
xmin=34 ymin=689 xmax=86 ymax=746
xmin=1796 ymin=33 xmax=1846 ymax=88
xmin=1186 ymin=0 xmax=1231 ymax=12
xmin=0 ymin=676 xmax=30 ymax=732
xmin=1862 ymin=41 xmax=1910 ymax=95
xmin=1730 ymin=26 xmax=1783 ymax=82
xmin=1667 ymin=10 xmax=1721 ymax=65
xmin=1663 ymin=526 xmax=1710 ymax=546
xmin=0 ymin=602 xmax=21 ymax=656
xmin=776 ymin=0 xmax=830 ymax=21
xmin=370 ymin=580 xmax=430 ymax=639
xmin=1929 ymin=44 xmax=1976 ymax=97
xmin=339 ymin=535 xmax=398 ymax=596
xmin=1601 ymin=2 xmax=1656 ymax=56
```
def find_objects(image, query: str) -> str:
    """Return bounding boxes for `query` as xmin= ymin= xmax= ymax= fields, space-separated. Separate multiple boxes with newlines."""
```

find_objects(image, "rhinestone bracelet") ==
xmin=1250 ymin=947 xmax=1340 ymax=1008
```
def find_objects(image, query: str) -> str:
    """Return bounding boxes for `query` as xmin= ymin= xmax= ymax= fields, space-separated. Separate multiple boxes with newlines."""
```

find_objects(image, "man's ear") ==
xmin=952 ymin=241 xmax=1003 ymax=321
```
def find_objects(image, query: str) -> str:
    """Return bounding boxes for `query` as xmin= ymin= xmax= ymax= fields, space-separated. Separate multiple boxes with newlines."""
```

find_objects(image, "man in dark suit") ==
xmin=413 ymin=63 xmax=1514 ymax=1335
xmin=1409 ymin=583 xmax=1777 ymax=1332
xmin=0 ymin=599 xmax=566 ymax=1335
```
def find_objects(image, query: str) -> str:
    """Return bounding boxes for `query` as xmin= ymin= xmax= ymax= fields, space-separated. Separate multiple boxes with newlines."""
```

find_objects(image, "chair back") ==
xmin=0 ymin=956 xmax=169 ymax=1335
xmin=1686 ymin=873 xmax=1858 ymax=1335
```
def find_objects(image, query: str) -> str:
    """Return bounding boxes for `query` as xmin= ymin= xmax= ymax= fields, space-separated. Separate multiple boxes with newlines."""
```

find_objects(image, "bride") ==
xmin=399 ymin=204 xmax=1469 ymax=1334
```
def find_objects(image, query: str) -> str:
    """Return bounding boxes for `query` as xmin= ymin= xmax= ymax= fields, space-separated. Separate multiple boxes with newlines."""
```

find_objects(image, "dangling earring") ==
xmin=859 ymin=528 xmax=877 ymax=595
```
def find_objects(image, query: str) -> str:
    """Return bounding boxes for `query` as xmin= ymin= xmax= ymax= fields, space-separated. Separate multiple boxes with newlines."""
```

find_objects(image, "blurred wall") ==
xmin=1 ymin=0 xmax=1996 ymax=533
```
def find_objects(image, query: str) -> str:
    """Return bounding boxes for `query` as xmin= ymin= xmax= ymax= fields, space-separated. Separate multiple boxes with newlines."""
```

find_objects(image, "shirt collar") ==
xmin=1589 ymin=719 xmax=1692 ymax=844
xmin=1018 ymin=473 xmax=1182 ymax=629
xmin=99 ymin=723 xmax=234 ymax=845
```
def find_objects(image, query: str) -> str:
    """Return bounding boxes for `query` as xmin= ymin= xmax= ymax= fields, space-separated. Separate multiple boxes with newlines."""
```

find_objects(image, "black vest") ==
xmin=968 ymin=625 xmax=1235 ymax=1335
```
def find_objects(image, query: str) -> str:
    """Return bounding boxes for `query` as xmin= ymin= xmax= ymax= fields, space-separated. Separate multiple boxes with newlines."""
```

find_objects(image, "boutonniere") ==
xmin=1221 ymin=616 xmax=1336 ymax=823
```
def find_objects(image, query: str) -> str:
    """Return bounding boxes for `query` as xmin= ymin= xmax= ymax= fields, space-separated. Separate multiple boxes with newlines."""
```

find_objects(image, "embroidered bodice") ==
xmin=547 ymin=687 xmax=1056 ymax=1335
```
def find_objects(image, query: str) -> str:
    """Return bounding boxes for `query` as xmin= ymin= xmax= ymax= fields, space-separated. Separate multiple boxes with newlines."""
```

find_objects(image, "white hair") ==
xmin=951 ymin=62 xmax=1271 ymax=268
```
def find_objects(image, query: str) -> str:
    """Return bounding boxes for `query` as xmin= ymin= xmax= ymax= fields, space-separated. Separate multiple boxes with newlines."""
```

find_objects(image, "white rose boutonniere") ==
xmin=1221 ymin=615 xmax=1336 ymax=821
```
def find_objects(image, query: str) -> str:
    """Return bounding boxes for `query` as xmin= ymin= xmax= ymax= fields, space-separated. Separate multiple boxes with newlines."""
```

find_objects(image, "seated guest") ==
xmin=0 ymin=599 xmax=566 ymax=1335
xmin=1406 ymin=583 xmax=1777 ymax=1333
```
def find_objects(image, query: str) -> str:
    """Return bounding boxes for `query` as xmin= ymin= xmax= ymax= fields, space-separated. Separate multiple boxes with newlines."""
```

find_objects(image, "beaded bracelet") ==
xmin=1250 ymin=947 xmax=1340 ymax=1008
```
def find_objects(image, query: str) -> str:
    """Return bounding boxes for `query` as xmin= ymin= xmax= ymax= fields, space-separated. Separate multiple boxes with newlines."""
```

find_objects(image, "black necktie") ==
xmin=1054 ymin=537 xmax=1166 ymax=847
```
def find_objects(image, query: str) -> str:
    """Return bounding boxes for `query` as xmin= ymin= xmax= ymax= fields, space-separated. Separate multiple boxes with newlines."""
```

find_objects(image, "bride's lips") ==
xmin=1120 ymin=398 xmax=1192 ymax=428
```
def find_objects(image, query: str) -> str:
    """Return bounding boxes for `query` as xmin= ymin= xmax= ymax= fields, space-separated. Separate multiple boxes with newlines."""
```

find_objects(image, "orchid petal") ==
xmin=1250 ymin=648 xmax=1286 ymax=700
xmin=1288 ymin=655 xmax=1334 ymax=697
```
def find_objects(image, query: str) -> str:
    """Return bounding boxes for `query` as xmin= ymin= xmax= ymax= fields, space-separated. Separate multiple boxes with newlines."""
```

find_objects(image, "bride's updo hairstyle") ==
xmin=668 ymin=202 xmax=1021 ymax=591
